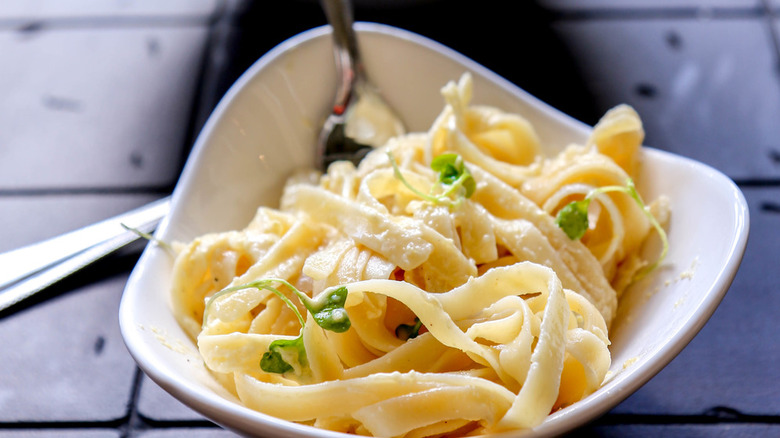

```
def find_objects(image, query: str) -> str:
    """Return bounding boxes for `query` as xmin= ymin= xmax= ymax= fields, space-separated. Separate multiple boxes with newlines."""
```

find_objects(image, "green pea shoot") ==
xmin=388 ymin=151 xmax=475 ymax=207
xmin=261 ymin=336 xmax=305 ymax=374
xmin=555 ymin=178 xmax=669 ymax=278
xmin=202 ymin=278 xmax=350 ymax=375
xmin=120 ymin=223 xmax=173 ymax=252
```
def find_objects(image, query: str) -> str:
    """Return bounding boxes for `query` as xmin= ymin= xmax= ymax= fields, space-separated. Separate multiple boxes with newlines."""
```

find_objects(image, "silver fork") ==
xmin=317 ymin=0 xmax=404 ymax=169
xmin=0 ymin=0 xmax=404 ymax=312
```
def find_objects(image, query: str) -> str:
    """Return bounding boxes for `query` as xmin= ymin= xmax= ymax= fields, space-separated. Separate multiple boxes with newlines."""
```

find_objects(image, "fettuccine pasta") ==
xmin=169 ymin=73 xmax=668 ymax=437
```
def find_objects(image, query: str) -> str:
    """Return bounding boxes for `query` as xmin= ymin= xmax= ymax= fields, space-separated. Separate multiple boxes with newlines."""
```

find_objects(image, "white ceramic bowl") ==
xmin=119 ymin=23 xmax=749 ymax=437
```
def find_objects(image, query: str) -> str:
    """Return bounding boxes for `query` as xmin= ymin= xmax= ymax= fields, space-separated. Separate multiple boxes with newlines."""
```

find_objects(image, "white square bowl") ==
xmin=119 ymin=23 xmax=749 ymax=437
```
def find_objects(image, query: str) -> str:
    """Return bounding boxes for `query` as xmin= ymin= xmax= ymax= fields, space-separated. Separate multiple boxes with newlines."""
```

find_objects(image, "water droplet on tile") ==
xmin=147 ymin=37 xmax=161 ymax=57
xmin=17 ymin=21 xmax=44 ymax=35
xmin=768 ymin=149 xmax=780 ymax=165
xmin=665 ymin=30 xmax=683 ymax=51
xmin=94 ymin=336 xmax=105 ymax=355
xmin=635 ymin=83 xmax=658 ymax=98
xmin=42 ymin=95 xmax=83 ymax=112
xmin=130 ymin=151 xmax=144 ymax=168
xmin=760 ymin=202 xmax=780 ymax=214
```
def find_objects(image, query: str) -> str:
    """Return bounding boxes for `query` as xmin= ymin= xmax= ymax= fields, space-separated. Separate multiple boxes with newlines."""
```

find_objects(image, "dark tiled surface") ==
xmin=0 ymin=432 xmax=119 ymax=438
xmin=0 ymin=0 xmax=219 ymax=21
xmin=136 ymin=375 xmax=206 ymax=422
xmin=0 ymin=272 xmax=136 ymax=422
xmin=583 ymin=424 xmax=780 ymax=437
xmin=138 ymin=430 xmax=236 ymax=438
xmin=1 ymin=0 xmax=778 ymax=437
xmin=0 ymin=0 xmax=226 ymax=435
xmin=551 ymin=17 xmax=780 ymax=181
xmin=539 ymin=0 xmax=761 ymax=8
xmin=0 ymin=25 xmax=208 ymax=190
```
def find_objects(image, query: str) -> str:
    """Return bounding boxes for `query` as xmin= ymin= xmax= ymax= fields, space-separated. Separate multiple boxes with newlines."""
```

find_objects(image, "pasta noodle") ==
xmin=169 ymin=73 xmax=668 ymax=436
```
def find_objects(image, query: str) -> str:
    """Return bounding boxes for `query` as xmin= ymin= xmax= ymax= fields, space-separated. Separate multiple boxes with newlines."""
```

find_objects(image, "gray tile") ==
xmin=0 ymin=431 xmax=118 ymax=438
xmin=611 ymin=186 xmax=780 ymax=415
xmin=0 ymin=273 xmax=138 ymax=421
xmin=0 ymin=26 xmax=207 ymax=190
xmin=574 ymin=424 xmax=780 ymax=437
xmin=539 ymin=0 xmax=760 ymax=11
xmin=0 ymin=193 xmax=163 ymax=253
xmin=0 ymin=0 xmax=220 ymax=22
xmin=139 ymin=428 xmax=238 ymax=438
xmin=137 ymin=374 xmax=209 ymax=422
xmin=773 ymin=17 xmax=780 ymax=61
xmin=552 ymin=18 xmax=780 ymax=181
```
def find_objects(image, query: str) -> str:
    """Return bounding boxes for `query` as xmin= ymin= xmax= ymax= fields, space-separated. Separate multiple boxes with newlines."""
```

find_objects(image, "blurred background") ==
xmin=1 ymin=0 xmax=778 ymax=437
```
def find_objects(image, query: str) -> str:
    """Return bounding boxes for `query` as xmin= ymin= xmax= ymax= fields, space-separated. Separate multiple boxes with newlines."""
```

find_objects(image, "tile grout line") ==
xmin=0 ymin=186 xmax=174 ymax=197
xmin=173 ymin=0 xmax=236 ymax=181
xmin=542 ymin=6 xmax=764 ymax=21
xmin=597 ymin=409 xmax=780 ymax=426
xmin=0 ymin=14 xmax=212 ymax=31
xmin=118 ymin=366 xmax=147 ymax=438
xmin=754 ymin=0 xmax=780 ymax=183
xmin=761 ymin=0 xmax=780 ymax=71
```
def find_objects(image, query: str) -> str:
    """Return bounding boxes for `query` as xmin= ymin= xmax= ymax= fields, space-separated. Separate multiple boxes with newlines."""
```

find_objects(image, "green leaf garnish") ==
xmin=555 ymin=178 xmax=669 ymax=279
xmin=121 ymin=223 xmax=173 ymax=252
xmin=395 ymin=318 xmax=423 ymax=341
xmin=431 ymin=154 xmax=464 ymax=185
xmin=431 ymin=153 xmax=476 ymax=199
xmin=307 ymin=286 xmax=351 ymax=333
xmin=555 ymin=199 xmax=590 ymax=240
xmin=260 ymin=336 xmax=306 ymax=374
xmin=389 ymin=151 xmax=475 ymax=207
xmin=202 ymin=278 xmax=351 ymax=374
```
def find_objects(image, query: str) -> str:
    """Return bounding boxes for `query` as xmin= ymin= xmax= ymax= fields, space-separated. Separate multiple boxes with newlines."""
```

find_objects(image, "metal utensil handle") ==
xmin=0 ymin=212 xmax=165 ymax=313
xmin=320 ymin=0 xmax=363 ymax=108
xmin=0 ymin=196 xmax=170 ymax=291
xmin=321 ymin=0 xmax=360 ymax=69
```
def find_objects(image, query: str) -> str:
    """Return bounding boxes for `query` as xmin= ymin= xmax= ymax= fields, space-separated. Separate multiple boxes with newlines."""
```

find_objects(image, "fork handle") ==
xmin=320 ymin=0 xmax=363 ymax=108
xmin=0 ymin=196 xmax=170 ymax=292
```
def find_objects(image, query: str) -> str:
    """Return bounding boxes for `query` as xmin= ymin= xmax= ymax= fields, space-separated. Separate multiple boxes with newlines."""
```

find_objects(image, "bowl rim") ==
xmin=119 ymin=22 xmax=750 ymax=438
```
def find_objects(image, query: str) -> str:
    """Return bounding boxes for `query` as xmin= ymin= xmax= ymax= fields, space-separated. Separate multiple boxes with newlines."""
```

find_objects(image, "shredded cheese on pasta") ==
xmin=169 ymin=73 xmax=667 ymax=437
